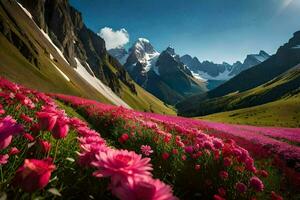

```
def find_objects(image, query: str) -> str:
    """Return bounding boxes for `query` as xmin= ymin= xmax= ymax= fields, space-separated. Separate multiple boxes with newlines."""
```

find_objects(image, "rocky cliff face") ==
xmin=18 ymin=0 xmax=136 ymax=94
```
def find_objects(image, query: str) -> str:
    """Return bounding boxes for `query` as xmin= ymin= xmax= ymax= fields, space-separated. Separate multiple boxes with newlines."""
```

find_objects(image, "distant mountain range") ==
xmin=110 ymin=39 xmax=206 ymax=104
xmin=177 ymin=31 xmax=300 ymax=117
xmin=180 ymin=51 xmax=270 ymax=89
xmin=110 ymin=40 xmax=270 ymax=98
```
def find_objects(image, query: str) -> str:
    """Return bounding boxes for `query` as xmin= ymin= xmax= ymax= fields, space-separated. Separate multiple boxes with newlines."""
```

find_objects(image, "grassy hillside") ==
xmin=120 ymin=82 xmax=176 ymax=115
xmin=178 ymin=64 xmax=300 ymax=117
xmin=199 ymin=94 xmax=300 ymax=128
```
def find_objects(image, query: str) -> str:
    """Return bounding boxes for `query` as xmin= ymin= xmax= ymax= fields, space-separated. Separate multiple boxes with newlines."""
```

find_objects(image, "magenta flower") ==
xmin=9 ymin=147 xmax=20 ymax=155
xmin=23 ymin=133 xmax=35 ymax=142
xmin=184 ymin=146 xmax=194 ymax=154
xmin=236 ymin=182 xmax=247 ymax=193
xmin=0 ymin=104 xmax=4 ymax=115
xmin=0 ymin=154 xmax=9 ymax=165
xmin=213 ymin=194 xmax=225 ymax=200
xmin=141 ymin=145 xmax=153 ymax=156
xmin=78 ymin=143 xmax=109 ymax=167
xmin=51 ymin=119 xmax=69 ymax=139
xmin=20 ymin=113 xmax=33 ymax=123
xmin=250 ymin=176 xmax=264 ymax=192
xmin=13 ymin=158 xmax=56 ymax=192
xmin=38 ymin=140 xmax=51 ymax=153
xmin=162 ymin=152 xmax=170 ymax=160
xmin=118 ymin=133 xmax=129 ymax=143
xmin=92 ymin=150 xmax=152 ymax=185
xmin=219 ymin=171 xmax=229 ymax=180
xmin=36 ymin=112 xmax=58 ymax=131
xmin=111 ymin=176 xmax=177 ymax=200
xmin=0 ymin=116 xmax=23 ymax=149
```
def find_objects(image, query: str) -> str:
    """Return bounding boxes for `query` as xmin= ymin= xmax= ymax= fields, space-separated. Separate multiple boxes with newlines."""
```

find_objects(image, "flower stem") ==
xmin=53 ymin=140 xmax=60 ymax=162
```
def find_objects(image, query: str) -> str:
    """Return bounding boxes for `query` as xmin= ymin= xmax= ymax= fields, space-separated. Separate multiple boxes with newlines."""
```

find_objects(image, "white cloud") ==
xmin=98 ymin=27 xmax=129 ymax=50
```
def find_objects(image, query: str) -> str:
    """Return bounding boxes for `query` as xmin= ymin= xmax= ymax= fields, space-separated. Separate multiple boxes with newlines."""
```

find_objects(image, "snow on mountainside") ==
xmin=74 ymin=58 xmax=131 ymax=108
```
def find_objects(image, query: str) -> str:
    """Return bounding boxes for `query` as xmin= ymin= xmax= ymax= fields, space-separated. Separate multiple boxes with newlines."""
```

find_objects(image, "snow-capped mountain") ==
xmin=125 ymin=38 xmax=160 ymax=74
xmin=110 ymin=39 xmax=206 ymax=104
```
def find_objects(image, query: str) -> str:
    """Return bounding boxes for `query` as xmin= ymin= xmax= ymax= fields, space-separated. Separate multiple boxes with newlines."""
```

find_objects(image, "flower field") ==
xmin=0 ymin=77 xmax=299 ymax=199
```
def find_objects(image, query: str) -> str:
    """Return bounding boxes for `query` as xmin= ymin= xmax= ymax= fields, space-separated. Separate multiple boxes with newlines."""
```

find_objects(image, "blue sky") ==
xmin=70 ymin=0 xmax=300 ymax=64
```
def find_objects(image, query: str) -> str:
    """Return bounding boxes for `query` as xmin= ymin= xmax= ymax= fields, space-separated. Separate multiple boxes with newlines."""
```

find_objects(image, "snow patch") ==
xmin=51 ymin=62 xmax=70 ymax=82
xmin=50 ymin=53 xmax=54 ymax=60
xmin=191 ymin=71 xmax=207 ymax=81
xmin=74 ymin=58 xmax=130 ymax=108
xmin=143 ymin=52 xmax=160 ymax=73
xmin=17 ymin=2 xmax=32 ymax=19
xmin=194 ymin=69 xmax=234 ymax=81
xmin=39 ymin=29 xmax=70 ymax=65
xmin=138 ymin=38 xmax=150 ymax=43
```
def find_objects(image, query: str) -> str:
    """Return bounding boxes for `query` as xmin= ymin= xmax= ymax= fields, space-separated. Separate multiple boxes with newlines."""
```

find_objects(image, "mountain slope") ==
xmin=199 ymin=94 xmax=300 ymax=128
xmin=121 ymin=40 xmax=206 ymax=104
xmin=177 ymin=63 xmax=300 ymax=117
xmin=0 ymin=0 xmax=175 ymax=114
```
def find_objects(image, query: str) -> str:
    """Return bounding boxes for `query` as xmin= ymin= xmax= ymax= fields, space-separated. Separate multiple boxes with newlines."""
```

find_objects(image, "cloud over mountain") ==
xmin=99 ymin=27 xmax=129 ymax=50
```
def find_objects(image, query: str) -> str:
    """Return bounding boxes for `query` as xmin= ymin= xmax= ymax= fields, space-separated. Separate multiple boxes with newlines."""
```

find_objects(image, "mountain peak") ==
xmin=165 ymin=46 xmax=176 ymax=56
xmin=259 ymin=50 xmax=270 ymax=58
xmin=137 ymin=38 xmax=150 ymax=43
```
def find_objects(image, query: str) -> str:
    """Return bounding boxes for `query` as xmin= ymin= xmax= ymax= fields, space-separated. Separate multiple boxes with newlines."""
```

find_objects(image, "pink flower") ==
xmin=39 ymin=140 xmax=51 ymax=153
xmin=219 ymin=171 xmax=229 ymax=180
xmin=141 ymin=145 xmax=153 ymax=156
xmin=92 ymin=150 xmax=152 ymax=184
xmin=9 ymin=147 xmax=20 ymax=155
xmin=20 ymin=114 xmax=33 ymax=123
xmin=51 ymin=119 xmax=69 ymax=139
xmin=271 ymin=191 xmax=283 ymax=200
xmin=78 ymin=143 xmax=109 ymax=166
xmin=0 ymin=104 xmax=5 ymax=115
xmin=258 ymin=170 xmax=269 ymax=178
xmin=236 ymin=182 xmax=247 ymax=193
xmin=213 ymin=138 xmax=224 ymax=149
xmin=118 ymin=133 xmax=129 ymax=143
xmin=213 ymin=194 xmax=225 ymax=200
xmin=13 ymin=158 xmax=56 ymax=192
xmin=162 ymin=152 xmax=169 ymax=160
xmin=23 ymin=133 xmax=35 ymax=142
xmin=218 ymin=187 xmax=226 ymax=197
xmin=195 ymin=164 xmax=201 ymax=171
xmin=184 ymin=146 xmax=193 ymax=154
xmin=172 ymin=149 xmax=178 ymax=155
xmin=0 ymin=154 xmax=9 ymax=165
xmin=250 ymin=176 xmax=264 ymax=192
xmin=223 ymin=157 xmax=232 ymax=167
xmin=36 ymin=112 xmax=58 ymax=131
xmin=0 ymin=116 xmax=23 ymax=149
xmin=112 ymin=176 xmax=177 ymax=200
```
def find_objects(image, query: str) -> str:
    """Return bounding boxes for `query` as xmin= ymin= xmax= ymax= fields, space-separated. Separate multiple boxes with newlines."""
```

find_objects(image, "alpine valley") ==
xmin=0 ymin=0 xmax=300 ymax=200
